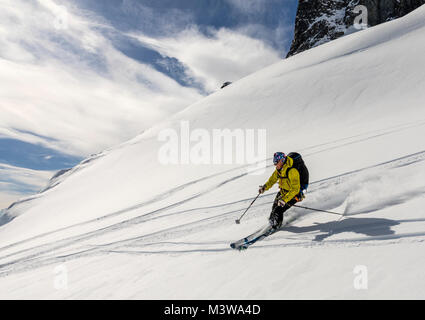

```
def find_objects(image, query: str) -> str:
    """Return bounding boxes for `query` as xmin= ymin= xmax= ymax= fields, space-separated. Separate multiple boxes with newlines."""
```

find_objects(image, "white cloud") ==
xmin=0 ymin=0 xmax=203 ymax=156
xmin=0 ymin=0 xmax=287 ymax=156
xmin=235 ymin=22 xmax=294 ymax=54
xmin=120 ymin=0 xmax=194 ymax=36
xmin=131 ymin=26 xmax=282 ymax=92
xmin=225 ymin=0 xmax=268 ymax=14
xmin=0 ymin=164 xmax=53 ymax=209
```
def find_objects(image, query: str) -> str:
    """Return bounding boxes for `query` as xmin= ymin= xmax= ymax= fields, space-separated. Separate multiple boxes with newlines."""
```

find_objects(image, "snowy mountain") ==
xmin=0 ymin=4 xmax=425 ymax=299
xmin=287 ymin=0 xmax=425 ymax=57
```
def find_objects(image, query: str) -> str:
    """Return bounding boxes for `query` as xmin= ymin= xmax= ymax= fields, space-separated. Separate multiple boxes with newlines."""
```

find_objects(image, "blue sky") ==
xmin=0 ymin=0 xmax=298 ymax=208
xmin=72 ymin=0 xmax=299 ymax=92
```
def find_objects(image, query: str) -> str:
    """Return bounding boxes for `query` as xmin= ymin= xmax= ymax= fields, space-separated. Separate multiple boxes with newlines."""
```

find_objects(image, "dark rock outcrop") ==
xmin=286 ymin=0 xmax=425 ymax=57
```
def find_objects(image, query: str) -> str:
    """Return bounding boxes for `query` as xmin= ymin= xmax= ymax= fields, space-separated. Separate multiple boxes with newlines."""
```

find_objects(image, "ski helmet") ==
xmin=273 ymin=152 xmax=286 ymax=165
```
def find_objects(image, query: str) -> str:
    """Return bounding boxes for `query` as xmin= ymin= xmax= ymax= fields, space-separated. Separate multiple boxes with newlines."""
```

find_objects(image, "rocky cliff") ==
xmin=286 ymin=0 xmax=425 ymax=57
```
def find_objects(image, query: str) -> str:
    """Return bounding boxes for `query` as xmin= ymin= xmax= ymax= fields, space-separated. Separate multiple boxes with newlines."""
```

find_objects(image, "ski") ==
xmin=230 ymin=215 xmax=298 ymax=250
xmin=230 ymin=223 xmax=274 ymax=250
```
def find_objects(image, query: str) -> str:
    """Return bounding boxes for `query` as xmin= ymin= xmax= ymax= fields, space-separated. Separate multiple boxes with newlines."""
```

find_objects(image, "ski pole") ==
xmin=235 ymin=193 xmax=260 ymax=224
xmin=292 ymin=204 xmax=344 ymax=216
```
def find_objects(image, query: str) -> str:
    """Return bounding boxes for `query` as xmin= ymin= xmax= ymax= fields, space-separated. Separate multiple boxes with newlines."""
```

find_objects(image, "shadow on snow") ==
xmin=282 ymin=217 xmax=400 ymax=242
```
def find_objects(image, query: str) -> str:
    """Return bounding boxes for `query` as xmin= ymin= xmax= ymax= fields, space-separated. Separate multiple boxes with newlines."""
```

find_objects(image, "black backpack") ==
xmin=286 ymin=152 xmax=309 ymax=192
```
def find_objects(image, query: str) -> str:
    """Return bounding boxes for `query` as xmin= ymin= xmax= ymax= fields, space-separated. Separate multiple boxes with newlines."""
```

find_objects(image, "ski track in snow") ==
xmin=1 ymin=154 xmax=425 ymax=275
xmin=1 ymin=122 xmax=425 ymax=277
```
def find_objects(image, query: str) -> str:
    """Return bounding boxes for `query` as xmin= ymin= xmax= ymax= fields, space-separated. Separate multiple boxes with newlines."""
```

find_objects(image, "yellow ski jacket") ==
xmin=264 ymin=155 xmax=301 ymax=202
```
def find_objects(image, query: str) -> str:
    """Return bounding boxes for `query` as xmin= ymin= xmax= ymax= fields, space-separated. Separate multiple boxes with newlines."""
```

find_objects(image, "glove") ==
xmin=258 ymin=185 xmax=266 ymax=194
xmin=278 ymin=199 xmax=286 ymax=207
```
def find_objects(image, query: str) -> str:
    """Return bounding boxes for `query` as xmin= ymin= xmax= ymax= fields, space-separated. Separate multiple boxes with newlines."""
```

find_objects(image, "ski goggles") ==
xmin=273 ymin=152 xmax=286 ymax=165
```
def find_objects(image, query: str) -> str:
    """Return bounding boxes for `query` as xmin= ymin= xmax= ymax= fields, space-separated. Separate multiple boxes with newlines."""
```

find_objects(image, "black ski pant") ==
xmin=269 ymin=191 xmax=298 ymax=225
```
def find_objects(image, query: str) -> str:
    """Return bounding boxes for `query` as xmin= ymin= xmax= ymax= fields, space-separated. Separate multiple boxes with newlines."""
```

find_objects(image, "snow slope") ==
xmin=0 ymin=6 xmax=425 ymax=299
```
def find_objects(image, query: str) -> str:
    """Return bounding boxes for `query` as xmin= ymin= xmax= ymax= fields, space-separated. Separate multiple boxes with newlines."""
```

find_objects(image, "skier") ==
xmin=258 ymin=152 xmax=309 ymax=229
